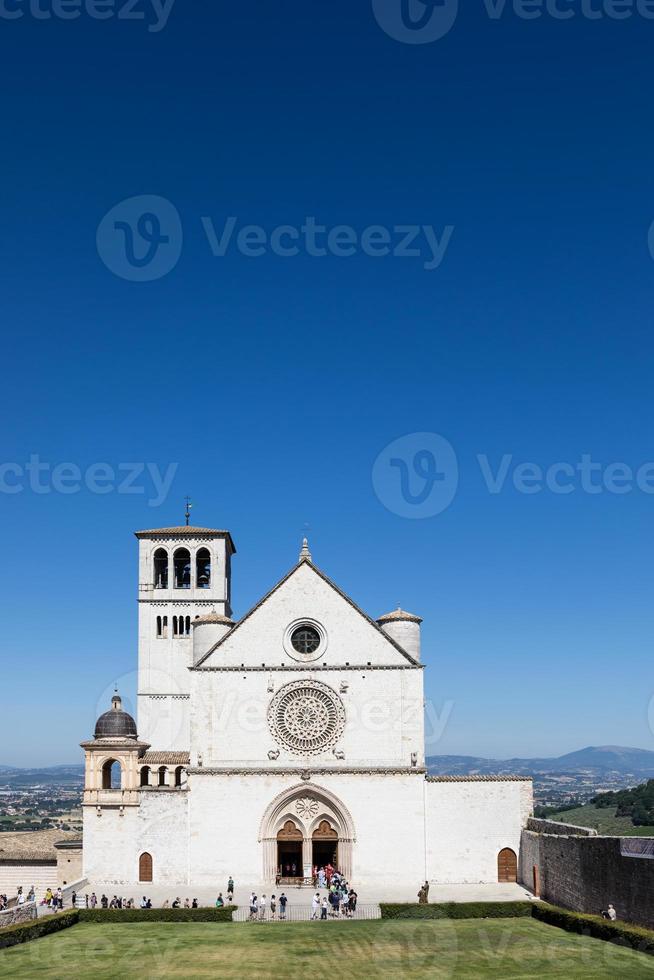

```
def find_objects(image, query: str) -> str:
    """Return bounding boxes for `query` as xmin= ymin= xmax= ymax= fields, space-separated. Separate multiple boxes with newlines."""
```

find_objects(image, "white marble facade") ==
xmin=81 ymin=525 xmax=532 ymax=892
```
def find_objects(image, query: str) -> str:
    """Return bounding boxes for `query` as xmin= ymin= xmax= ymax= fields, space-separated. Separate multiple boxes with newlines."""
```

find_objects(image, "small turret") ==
xmin=192 ymin=609 xmax=235 ymax=664
xmin=377 ymin=607 xmax=423 ymax=661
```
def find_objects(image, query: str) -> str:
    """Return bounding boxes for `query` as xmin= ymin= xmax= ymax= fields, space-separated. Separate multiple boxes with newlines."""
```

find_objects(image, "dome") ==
xmin=94 ymin=693 xmax=137 ymax=740
xmin=192 ymin=610 xmax=234 ymax=626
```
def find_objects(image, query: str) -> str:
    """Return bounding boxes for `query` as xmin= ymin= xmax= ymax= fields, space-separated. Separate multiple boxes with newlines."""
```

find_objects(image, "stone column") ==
xmin=302 ymin=838 xmax=313 ymax=879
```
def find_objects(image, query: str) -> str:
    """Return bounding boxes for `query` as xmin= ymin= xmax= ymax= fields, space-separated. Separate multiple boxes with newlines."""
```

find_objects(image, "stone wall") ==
xmin=527 ymin=817 xmax=596 ymax=837
xmin=520 ymin=829 xmax=654 ymax=929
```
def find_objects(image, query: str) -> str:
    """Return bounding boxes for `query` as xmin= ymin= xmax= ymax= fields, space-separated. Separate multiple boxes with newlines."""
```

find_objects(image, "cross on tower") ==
xmin=184 ymin=496 xmax=193 ymax=526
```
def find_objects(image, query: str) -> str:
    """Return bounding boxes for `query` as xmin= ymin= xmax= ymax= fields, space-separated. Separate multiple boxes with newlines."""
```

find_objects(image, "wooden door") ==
xmin=139 ymin=852 xmax=153 ymax=882
xmin=497 ymin=848 xmax=517 ymax=882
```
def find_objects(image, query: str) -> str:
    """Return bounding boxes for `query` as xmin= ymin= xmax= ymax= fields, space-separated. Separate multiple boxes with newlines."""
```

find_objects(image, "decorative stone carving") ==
xmin=294 ymin=797 xmax=319 ymax=819
xmin=411 ymin=752 xmax=418 ymax=767
xmin=267 ymin=679 xmax=346 ymax=756
xmin=339 ymin=681 xmax=349 ymax=693
xmin=268 ymin=749 xmax=280 ymax=760
xmin=333 ymin=749 xmax=345 ymax=760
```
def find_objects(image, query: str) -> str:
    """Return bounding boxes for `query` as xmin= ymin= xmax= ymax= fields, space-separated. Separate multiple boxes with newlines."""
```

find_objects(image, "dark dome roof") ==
xmin=94 ymin=694 xmax=137 ymax=739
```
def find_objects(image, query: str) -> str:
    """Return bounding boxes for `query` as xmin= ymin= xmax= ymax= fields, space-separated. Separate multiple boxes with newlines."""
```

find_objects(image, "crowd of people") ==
xmin=250 ymin=870 xmax=358 ymax=921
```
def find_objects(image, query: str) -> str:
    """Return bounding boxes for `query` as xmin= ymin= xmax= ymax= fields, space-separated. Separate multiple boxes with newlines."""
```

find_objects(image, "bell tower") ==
xmin=135 ymin=523 xmax=236 ymax=750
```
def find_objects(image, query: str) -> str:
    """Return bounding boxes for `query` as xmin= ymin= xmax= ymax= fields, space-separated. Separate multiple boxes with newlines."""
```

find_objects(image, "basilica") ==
xmin=81 ymin=525 xmax=532 ymax=892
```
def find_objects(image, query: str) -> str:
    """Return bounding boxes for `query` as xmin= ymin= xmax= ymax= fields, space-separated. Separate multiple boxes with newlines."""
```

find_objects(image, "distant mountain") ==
xmin=0 ymin=765 xmax=84 ymax=786
xmin=427 ymin=746 xmax=654 ymax=777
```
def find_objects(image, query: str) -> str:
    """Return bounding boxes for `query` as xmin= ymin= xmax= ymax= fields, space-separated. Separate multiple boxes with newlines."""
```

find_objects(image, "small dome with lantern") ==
xmin=94 ymin=692 xmax=138 ymax=740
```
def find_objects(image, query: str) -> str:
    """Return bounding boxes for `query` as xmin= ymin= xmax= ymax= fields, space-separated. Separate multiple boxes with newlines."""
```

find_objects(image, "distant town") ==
xmin=0 ymin=766 xmax=83 ymax=835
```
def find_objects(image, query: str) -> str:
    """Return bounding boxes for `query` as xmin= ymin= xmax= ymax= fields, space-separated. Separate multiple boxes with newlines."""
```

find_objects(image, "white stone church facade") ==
xmin=81 ymin=525 xmax=532 ymax=892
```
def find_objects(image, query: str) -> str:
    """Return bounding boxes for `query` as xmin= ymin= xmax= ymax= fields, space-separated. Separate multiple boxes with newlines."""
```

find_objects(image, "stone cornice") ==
xmin=187 ymin=766 xmax=427 ymax=776
xmin=426 ymin=775 xmax=532 ymax=782
xmin=191 ymin=663 xmax=423 ymax=672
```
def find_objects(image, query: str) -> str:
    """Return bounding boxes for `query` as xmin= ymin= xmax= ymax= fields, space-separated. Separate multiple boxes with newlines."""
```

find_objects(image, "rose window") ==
xmin=268 ymin=680 xmax=345 ymax=756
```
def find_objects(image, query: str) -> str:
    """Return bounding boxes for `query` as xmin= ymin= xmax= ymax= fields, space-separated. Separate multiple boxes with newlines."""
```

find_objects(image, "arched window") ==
xmin=153 ymin=548 xmax=168 ymax=589
xmin=172 ymin=615 xmax=178 ymax=637
xmin=185 ymin=616 xmax=191 ymax=635
xmin=139 ymin=852 xmax=153 ymax=882
xmin=196 ymin=548 xmax=211 ymax=589
xmin=174 ymin=548 xmax=191 ymax=589
xmin=140 ymin=766 xmax=150 ymax=787
xmin=174 ymin=766 xmax=185 ymax=787
xmin=156 ymin=616 xmax=162 ymax=638
xmin=162 ymin=615 xmax=168 ymax=638
xmin=157 ymin=766 xmax=167 ymax=787
xmin=101 ymin=759 xmax=121 ymax=790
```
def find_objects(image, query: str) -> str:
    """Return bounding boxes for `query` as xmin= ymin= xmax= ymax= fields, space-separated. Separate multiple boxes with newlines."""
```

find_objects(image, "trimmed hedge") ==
xmin=532 ymin=902 xmax=654 ymax=956
xmin=78 ymin=906 xmax=235 ymax=923
xmin=0 ymin=910 xmax=79 ymax=949
xmin=380 ymin=901 xmax=532 ymax=920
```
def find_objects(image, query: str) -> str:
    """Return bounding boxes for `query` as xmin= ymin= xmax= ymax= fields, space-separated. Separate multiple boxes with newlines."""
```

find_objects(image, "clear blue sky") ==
xmin=2 ymin=2 xmax=654 ymax=765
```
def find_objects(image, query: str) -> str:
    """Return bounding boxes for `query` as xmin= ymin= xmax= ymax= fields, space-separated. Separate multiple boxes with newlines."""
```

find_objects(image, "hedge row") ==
xmin=532 ymin=902 xmax=654 ymax=956
xmin=380 ymin=901 xmax=532 ymax=920
xmin=78 ymin=906 xmax=236 ymax=923
xmin=0 ymin=910 xmax=79 ymax=950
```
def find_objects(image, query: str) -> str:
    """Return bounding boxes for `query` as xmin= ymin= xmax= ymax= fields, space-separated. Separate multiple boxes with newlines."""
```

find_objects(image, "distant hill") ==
xmin=426 ymin=746 xmax=654 ymax=777
xmin=0 ymin=765 xmax=84 ymax=787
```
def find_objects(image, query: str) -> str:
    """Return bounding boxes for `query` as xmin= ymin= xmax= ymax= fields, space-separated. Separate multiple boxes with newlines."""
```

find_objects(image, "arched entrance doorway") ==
xmin=277 ymin=820 xmax=303 ymax=879
xmin=498 ymin=847 xmax=517 ymax=882
xmin=259 ymin=782 xmax=356 ymax=884
xmin=312 ymin=819 xmax=338 ymax=870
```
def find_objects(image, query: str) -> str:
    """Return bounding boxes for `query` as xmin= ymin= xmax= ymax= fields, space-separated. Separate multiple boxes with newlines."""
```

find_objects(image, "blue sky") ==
xmin=2 ymin=1 xmax=654 ymax=765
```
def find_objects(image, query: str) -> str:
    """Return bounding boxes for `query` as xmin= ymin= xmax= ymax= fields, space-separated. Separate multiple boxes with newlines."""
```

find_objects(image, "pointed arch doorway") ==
xmin=277 ymin=820 xmax=303 ymax=879
xmin=259 ymin=782 xmax=355 ymax=884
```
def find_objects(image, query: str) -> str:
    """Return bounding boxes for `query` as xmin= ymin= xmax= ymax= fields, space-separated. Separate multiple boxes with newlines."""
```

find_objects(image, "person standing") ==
xmin=320 ymin=897 xmax=328 ymax=920
xmin=270 ymin=894 xmax=276 ymax=919
xmin=227 ymin=877 xmax=234 ymax=902
xmin=279 ymin=892 xmax=287 ymax=920
xmin=249 ymin=893 xmax=257 ymax=921
xmin=259 ymin=894 xmax=266 ymax=921
xmin=311 ymin=892 xmax=320 ymax=920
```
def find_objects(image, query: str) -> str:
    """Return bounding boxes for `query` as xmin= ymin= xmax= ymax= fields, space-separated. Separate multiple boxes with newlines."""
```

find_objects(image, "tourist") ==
xmin=291 ymin=862 xmax=297 ymax=877
xmin=318 ymin=867 xmax=327 ymax=888
xmin=216 ymin=893 xmax=224 ymax=908
xmin=192 ymin=898 xmax=198 ymax=909
xmin=320 ymin=896 xmax=328 ymax=920
xmin=162 ymin=899 xmax=170 ymax=908
xmin=17 ymin=888 xmax=24 ymax=906
xmin=71 ymin=891 xmax=77 ymax=908
xmin=279 ymin=892 xmax=287 ymax=920
xmin=348 ymin=889 xmax=357 ymax=915
xmin=172 ymin=897 xmax=181 ymax=909
xmin=146 ymin=898 xmax=152 ymax=909
xmin=56 ymin=887 xmax=63 ymax=909
xmin=249 ymin=894 xmax=257 ymax=921
xmin=227 ymin=876 xmax=234 ymax=902
xmin=311 ymin=892 xmax=320 ymax=920
xmin=270 ymin=894 xmax=276 ymax=919
xmin=90 ymin=892 xmax=97 ymax=909
xmin=101 ymin=894 xmax=108 ymax=909
xmin=184 ymin=898 xmax=191 ymax=909
xmin=140 ymin=896 xmax=148 ymax=909
xmin=259 ymin=894 xmax=267 ymax=921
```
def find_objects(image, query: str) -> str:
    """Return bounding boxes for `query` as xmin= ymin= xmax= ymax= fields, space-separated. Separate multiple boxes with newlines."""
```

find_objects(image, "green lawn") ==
xmin=0 ymin=919 xmax=652 ymax=979
xmin=548 ymin=803 xmax=654 ymax=836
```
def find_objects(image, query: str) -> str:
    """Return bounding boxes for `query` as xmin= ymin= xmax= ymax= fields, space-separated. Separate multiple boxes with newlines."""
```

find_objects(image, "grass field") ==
xmin=548 ymin=803 xmax=654 ymax=836
xmin=0 ymin=919 xmax=652 ymax=979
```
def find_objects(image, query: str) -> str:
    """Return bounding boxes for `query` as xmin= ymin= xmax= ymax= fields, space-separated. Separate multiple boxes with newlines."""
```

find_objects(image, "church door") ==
xmin=139 ymin=852 xmax=153 ymax=882
xmin=497 ymin=847 xmax=517 ymax=883
xmin=312 ymin=820 xmax=339 ymax=871
xmin=277 ymin=820 xmax=303 ymax=879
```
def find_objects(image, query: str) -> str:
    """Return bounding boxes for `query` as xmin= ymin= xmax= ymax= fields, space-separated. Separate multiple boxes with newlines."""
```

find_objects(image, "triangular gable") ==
xmin=194 ymin=558 xmax=420 ymax=669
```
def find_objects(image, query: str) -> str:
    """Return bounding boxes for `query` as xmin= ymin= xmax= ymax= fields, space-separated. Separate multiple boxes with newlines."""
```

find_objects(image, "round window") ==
xmin=290 ymin=625 xmax=321 ymax=655
xmin=283 ymin=619 xmax=327 ymax=663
